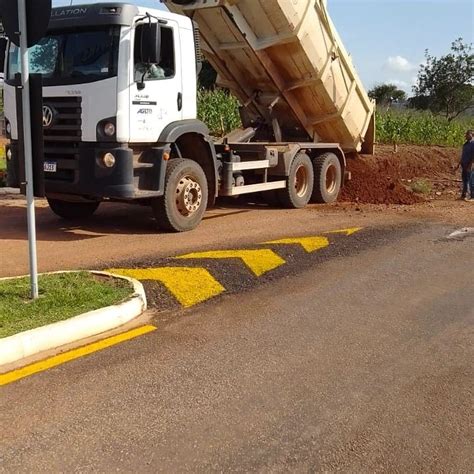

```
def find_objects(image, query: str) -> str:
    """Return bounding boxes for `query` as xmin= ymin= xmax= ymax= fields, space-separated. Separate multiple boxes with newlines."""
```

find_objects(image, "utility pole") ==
xmin=18 ymin=0 xmax=39 ymax=299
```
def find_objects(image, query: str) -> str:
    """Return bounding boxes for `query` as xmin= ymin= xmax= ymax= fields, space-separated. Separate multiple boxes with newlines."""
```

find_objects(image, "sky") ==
xmin=53 ymin=0 xmax=474 ymax=95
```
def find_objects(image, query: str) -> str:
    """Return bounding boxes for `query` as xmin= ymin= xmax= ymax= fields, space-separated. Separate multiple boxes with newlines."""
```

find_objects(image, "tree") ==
xmin=411 ymin=39 xmax=473 ymax=121
xmin=368 ymin=83 xmax=407 ymax=106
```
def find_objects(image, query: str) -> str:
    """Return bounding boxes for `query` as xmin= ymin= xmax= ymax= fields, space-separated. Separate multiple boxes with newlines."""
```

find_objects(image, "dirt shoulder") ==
xmin=341 ymin=144 xmax=461 ymax=205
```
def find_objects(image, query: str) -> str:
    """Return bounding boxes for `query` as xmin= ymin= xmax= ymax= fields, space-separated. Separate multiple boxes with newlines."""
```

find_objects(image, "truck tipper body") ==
xmin=1 ymin=1 xmax=375 ymax=232
xmin=167 ymin=0 xmax=375 ymax=154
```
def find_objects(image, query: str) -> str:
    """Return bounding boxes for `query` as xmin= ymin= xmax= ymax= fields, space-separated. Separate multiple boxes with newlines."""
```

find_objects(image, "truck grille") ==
xmin=43 ymin=96 xmax=82 ymax=182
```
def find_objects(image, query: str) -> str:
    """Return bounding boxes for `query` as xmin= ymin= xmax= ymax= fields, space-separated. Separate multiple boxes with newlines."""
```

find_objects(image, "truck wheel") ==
xmin=311 ymin=152 xmax=342 ymax=204
xmin=277 ymin=152 xmax=314 ymax=208
xmin=152 ymin=158 xmax=208 ymax=232
xmin=47 ymin=198 xmax=100 ymax=219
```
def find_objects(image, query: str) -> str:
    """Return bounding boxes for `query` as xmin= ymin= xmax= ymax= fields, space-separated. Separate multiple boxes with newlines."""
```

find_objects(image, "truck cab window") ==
xmin=134 ymin=25 xmax=175 ymax=82
xmin=6 ymin=27 xmax=120 ymax=85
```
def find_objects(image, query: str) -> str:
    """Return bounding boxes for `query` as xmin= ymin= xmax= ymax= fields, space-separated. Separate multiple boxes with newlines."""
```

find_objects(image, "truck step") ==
xmin=225 ymin=180 xmax=286 ymax=196
xmin=134 ymin=163 xmax=154 ymax=170
xmin=229 ymin=160 xmax=270 ymax=171
xmin=133 ymin=190 xmax=162 ymax=199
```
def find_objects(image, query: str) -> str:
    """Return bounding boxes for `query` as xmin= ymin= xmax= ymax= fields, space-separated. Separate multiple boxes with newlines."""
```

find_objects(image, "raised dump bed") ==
xmin=168 ymin=0 xmax=375 ymax=154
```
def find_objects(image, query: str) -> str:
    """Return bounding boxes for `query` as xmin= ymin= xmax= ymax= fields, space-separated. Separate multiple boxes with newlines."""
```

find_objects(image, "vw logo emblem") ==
xmin=42 ymin=105 xmax=54 ymax=128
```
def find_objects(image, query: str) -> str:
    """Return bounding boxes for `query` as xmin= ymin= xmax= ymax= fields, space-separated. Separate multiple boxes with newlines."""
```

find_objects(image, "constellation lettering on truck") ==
xmin=51 ymin=8 xmax=88 ymax=18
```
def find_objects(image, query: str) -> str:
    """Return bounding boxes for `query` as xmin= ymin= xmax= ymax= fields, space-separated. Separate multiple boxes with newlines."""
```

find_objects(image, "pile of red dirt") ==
xmin=340 ymin=144 xmax=459 ymax=205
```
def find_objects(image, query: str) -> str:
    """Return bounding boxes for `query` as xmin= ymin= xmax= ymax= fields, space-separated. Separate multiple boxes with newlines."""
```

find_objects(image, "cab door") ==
xmin=130 ymin=20 xmax=182 ymax=143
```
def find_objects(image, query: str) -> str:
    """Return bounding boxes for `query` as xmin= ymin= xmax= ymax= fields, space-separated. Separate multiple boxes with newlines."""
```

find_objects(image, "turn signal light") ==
xmin=103 ymin=122 xmax=116 ymax=137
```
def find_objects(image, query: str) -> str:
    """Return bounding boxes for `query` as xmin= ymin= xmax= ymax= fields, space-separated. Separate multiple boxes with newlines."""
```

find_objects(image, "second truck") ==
xmin=1 ymin=0 xmax=375 ymax=232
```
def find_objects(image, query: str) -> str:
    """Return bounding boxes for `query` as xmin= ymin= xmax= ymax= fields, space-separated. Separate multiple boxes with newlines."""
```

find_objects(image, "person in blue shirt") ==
xmin=455 ymin=130 xmax=474 ymax=201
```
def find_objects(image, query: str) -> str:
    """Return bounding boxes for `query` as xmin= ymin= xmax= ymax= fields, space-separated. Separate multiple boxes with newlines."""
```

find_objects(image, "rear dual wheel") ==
xmin=311 ymin=152 xmax=342 ymax=204
xmin=277 ymin=152 xmax=314 ymax=208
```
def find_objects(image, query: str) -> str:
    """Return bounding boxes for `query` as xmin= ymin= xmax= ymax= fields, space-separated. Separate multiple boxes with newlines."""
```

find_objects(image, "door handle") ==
xmin=177 ymin=92 xmax=183 ymax=112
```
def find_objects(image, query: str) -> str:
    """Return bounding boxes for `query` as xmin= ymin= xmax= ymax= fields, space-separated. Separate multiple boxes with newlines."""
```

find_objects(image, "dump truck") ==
xmin=1 ymin=1 xmax=375 ymax=232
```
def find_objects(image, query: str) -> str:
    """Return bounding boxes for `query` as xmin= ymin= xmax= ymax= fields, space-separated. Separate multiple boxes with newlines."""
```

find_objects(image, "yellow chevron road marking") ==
xmin=108 ymin=267 xmax=225 ymax=308
xmin=0 ymin=325 xmax=157 ymax=387
xmin=175 ymin=250 xmax=285 ymax=277
xmin=325 ymin=227 xmax=363 ymax=236
xmin=265 ymin=236 xmax=330 ymax=253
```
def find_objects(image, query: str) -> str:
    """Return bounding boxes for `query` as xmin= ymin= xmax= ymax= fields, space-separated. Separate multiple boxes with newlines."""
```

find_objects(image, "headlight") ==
xmin=6 ymin=148 xmax=12 ymax=161
xmin=5 ymin=121 xmax=11 ymax=136
xmin=101 ymin=153 xmax=116 ymax=168
xmin=103 ymin=122 xmax=116 ymax=137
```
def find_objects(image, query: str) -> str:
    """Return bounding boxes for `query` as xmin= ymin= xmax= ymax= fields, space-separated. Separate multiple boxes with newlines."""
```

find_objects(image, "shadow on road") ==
xmin=0 ymin=198 xmax=254 ymax=242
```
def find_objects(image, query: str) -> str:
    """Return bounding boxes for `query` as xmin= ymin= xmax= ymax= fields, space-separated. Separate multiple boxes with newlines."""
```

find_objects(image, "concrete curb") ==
xmin=0 ymin=187 xmax=20 ymax=195
xmin=0 ymin=271 xmax=147 ymax=367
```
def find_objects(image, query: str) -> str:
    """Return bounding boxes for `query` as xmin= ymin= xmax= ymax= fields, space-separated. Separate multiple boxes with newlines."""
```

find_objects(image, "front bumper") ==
xmin=46 ymin=143 xmax=136 ymax=199
xmin=7 ymin=141 xmax=137 ymax=199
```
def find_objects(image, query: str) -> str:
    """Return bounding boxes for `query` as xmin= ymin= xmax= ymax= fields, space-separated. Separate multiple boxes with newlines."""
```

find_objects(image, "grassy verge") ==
xmin=0 ymin=272 xmax=133 ymax=339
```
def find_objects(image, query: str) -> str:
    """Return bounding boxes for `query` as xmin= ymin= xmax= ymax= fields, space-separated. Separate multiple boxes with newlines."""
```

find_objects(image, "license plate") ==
xmin=44 ymin=161 xmax=57 ymax=173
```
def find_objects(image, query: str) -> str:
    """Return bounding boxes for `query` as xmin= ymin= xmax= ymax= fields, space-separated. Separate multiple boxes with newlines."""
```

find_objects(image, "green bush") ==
xmin=376 ymin=110 xmax=472 ymax=147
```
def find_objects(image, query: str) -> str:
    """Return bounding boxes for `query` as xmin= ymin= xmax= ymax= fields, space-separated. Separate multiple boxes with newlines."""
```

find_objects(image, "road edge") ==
xmin=0 ymin=271 xmax=147 ymax=367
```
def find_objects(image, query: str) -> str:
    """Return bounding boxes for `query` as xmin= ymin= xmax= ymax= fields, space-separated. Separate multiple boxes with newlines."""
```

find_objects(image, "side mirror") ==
xmin=139 ymin=22 xmax=161 ymax=65
xmin=0 ymin=38 xmax=7 ymax=74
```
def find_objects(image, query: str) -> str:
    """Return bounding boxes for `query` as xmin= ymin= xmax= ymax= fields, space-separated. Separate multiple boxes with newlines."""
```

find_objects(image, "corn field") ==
xmin=375 ymin=111 xmax=473 ymax=147
xmin=197 ymin=89 xmax=473 ymax=147
xmin=197 ymin=89 xmax=241 ymax=137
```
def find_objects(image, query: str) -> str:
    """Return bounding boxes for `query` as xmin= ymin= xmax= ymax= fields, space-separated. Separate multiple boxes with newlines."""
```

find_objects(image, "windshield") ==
xmin=7 ymin=27 xmax=120 ymax=85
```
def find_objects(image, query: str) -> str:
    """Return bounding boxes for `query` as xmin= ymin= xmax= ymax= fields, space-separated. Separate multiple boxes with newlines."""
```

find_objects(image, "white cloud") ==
xmin=385 ymin=56 xmax=417 ymax=72
xmin=388 ymin=79 xmax=409 ymax=89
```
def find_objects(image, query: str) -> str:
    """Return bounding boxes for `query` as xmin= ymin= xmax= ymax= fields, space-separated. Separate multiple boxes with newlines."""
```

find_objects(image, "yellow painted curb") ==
xmin=0 ymin=325 xmax=157 ymax=386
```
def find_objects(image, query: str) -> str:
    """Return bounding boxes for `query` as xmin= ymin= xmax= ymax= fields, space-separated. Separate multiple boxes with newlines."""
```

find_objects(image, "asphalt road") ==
xmin=1 ymin=223 xmax=473 ymax=472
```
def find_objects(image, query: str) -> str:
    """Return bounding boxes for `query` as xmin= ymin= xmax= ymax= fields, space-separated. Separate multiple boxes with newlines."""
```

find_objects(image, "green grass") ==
xmin=0 ymin=272 xmax=133 ymax=339
xmin=410 ymin=179 xmax=432 ymax=195
xmin=376 ymin=110 xmax=473 ymax=147
xmin=0 ymin=158 xmax=6 ymax=187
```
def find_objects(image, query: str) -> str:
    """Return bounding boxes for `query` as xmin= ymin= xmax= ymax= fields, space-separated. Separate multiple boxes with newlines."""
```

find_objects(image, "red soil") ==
xmin=340 ymin=145 xmax=460 ymax=205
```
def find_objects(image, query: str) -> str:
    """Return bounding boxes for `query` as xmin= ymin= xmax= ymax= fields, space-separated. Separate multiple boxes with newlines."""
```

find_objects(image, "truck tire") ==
xmin=47 ymin=198 xmax=100 ymax=219
xmin=311 ymin=152 xmax=342 ymax=204
xmin=277 ymin=152 xmax=314 ymax=208
xmin=152 ymin=158 xmax=208 ymax=232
